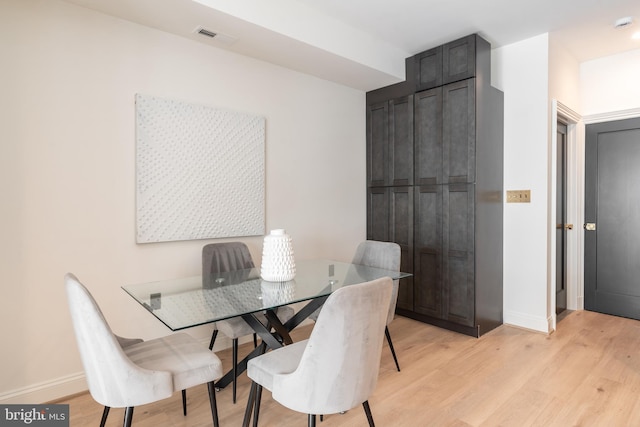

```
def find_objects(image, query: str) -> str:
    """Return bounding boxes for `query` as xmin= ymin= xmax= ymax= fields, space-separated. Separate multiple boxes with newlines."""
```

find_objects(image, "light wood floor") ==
xmin=55 ymin=310 xmax=640 ymax=426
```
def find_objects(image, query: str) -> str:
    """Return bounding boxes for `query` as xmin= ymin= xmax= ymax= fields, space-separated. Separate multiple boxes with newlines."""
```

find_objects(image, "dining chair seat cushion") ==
xmin=124 ymin=333 xmax=224 ymax=393
xmin=247 ymin=340 xmax=307 ymax=392
xmin=216 ymin=306 xmax=295 ymax=339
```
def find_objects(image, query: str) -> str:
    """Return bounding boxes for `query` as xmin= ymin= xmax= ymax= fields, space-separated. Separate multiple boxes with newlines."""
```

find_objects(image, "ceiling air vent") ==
xmin=197 ymin=27 xmax=217 ymax=39
xmin=614 ymin=16 xmax=633 ymax=29
xmin=193 ymin=26 xmax=238 ymax=45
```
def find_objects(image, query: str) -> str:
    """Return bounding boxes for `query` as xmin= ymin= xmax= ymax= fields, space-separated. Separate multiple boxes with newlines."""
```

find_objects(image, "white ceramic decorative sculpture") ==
xmin=260 ymin=229 xmax=296 ymax=282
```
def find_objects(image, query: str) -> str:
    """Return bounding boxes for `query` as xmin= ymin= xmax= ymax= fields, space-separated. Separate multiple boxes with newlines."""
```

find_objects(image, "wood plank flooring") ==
xmin=54 ymin=310 xmax=640 ymax=426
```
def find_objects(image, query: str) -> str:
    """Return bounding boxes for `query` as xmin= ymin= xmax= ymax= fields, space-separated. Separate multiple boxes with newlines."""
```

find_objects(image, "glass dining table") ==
xmin=123 ymin=259 xmax=410 ymax=389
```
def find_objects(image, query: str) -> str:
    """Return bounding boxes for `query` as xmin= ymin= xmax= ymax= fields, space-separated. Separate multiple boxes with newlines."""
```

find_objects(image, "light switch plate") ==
xmin=506 ymin=190 xmax=531 ymax=203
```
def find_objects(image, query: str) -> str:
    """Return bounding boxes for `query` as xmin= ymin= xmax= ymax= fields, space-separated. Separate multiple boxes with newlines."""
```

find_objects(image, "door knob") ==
xmin=556 ymin=224 xmax=574 ymax=230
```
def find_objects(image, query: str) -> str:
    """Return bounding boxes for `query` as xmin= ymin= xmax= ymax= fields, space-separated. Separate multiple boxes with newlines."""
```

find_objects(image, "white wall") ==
xmin=549 ymin=40 xmax=581 ymax=113
xmin=492 ymin=34 xmax=552 ymax=332
xmin=581 ymin=48 xmax=640 ymax=117
xmin=0 ymin=0 xmax=366 ymax=403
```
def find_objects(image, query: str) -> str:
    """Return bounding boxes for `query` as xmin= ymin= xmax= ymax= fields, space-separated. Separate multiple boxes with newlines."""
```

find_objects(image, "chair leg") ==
xmin=253 ymin=333 xmax=258 ymax=347
xmin=242 ymin=382 xmax=257 ymax=427
xmin=362 ymin=401 xmax=375 ymax=427
xmin=232 ymin=338 xmax=238 ymax=403
xmin=308 ymin=414 xmax=316 ymax=427
xmin=182 ymin=389 xmax=187 ymax=415
xmin=209 ymin=329 xmax=219 ymax=350
xmin=100 ymin=406 xmax=110 ymax=427
xmin=385 ymin=326 xmax=401 ymax=372
xmin=123 ymin=407 xmax=134 ymax=427
xmin=207 ymin=381 xmax=220 ymax=427
xmin=252 ymin=384 xmax=263 ymax=427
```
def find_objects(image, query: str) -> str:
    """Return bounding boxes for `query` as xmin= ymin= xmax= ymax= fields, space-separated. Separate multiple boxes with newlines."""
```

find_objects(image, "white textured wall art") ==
xmin=135 ymin=94 xmax=265 ymax=243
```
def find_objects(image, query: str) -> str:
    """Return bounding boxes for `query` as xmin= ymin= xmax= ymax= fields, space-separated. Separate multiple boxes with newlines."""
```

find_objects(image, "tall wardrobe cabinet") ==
xmin=366 ymin=34 xmax=504 ymax=337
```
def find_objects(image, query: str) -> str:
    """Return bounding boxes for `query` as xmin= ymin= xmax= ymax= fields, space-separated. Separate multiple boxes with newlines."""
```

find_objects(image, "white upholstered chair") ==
xmin=243 ymin=277 xmax=393 ymax=427
xmin=310 ymin=240 xmax=402 ymax=371
xmin=203 ymin=242 xmax=295 ymax=403
xmin=65 ymin=273 xmax=223 ymax=427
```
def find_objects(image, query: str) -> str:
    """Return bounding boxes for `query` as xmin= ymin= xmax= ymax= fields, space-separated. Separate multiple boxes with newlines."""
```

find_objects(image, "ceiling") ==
xmin=62 ymin=0 xmax=640 ymax=91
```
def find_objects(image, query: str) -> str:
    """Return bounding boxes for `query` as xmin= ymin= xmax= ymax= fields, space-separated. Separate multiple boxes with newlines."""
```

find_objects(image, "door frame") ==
xmin=551 ymin=105 xmax=640 ymax=331
xmin=550 ymin=100 xmax=583 ymax=331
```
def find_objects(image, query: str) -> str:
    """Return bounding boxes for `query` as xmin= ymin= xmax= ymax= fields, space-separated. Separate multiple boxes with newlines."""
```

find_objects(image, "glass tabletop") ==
xmin=122 ymin=259 xmax=411 ymax=331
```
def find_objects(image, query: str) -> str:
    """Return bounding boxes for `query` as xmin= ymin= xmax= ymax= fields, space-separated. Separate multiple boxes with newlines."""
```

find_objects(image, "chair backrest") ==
xmin=352 ymin=240 xmax=401 ymax=325
xmin=272 ymin=277 xmax=392 ymax=415
xmin=65 ymin=273 xmax=173 ymax=408
xmin=202 ymin=242 xmax=255 ymax=279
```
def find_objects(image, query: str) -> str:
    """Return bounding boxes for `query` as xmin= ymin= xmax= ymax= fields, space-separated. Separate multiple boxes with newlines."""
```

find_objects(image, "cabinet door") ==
xmin=414 ymin=46 xmax=442 ymax=91
xmin=443 ymin=79 xmax=476 ymax=184
xmin=443 ymin=183 xmax=475 ymax=327
xmin=443 ymin=35 xmax=476 ymax=85
xmin=367 ymin=187 xmax=389 ymax=241
xmin=390 ymin=186 xmax=414 ymax=311
xmin=389 ymin=95 xmax=414 ymax=186
xmin=414 ymin=185 xmax=443 ymax=318
xmin=367 ymin=101 xmax=389 ymax=187
xmin=368 ymin=186 xmax=415 ymax=311
xmin=415 ymin=88 xmax=443 ymax=185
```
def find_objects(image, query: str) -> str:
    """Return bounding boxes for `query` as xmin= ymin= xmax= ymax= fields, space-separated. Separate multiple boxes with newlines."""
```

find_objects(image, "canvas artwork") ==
xmin=135 ymin=94 xmax=265 ymax=243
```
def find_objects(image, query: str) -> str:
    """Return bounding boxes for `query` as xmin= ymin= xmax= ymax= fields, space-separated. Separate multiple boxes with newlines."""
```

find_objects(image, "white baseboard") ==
xmin=503 ymin=310 xmax=551 ymax=334
xmin=0 ymin=373 xmax=87 ymax=405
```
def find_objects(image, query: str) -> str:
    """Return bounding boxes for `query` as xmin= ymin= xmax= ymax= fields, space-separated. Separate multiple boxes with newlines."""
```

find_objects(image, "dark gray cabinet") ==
xmin=366 ymin=95 xmax=414 ymax=187
xmin=443 ymin=79 xmax=476 ymax=184
xmin=442 ymin=183 xmax=475 ymax=327
xmin=367 ymin=187 xmax=389 ymax=241
xmin=414 ymin=184 xmax=442 ymax=318
xmin=390 ymin=186 xmax=414 ymax=311
xmin=415 ymin=34 xmax=485 ymax=92
xmin=366 ymin=33 xmax=503 ymax=337
xmin=415 ymin=46 xmax=442 ymax=92
xmin=367 ymin=185 xmax=414 ymax=311
xmin=442 ymin=35 xmax=478 ymax=85
xmin=412 ymin=77 xmax=483 ymax=332
xmin=415 ymin=88 xmax=442 ymax=185
xmin=366 ymin=101 xmax=388 ymax=187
